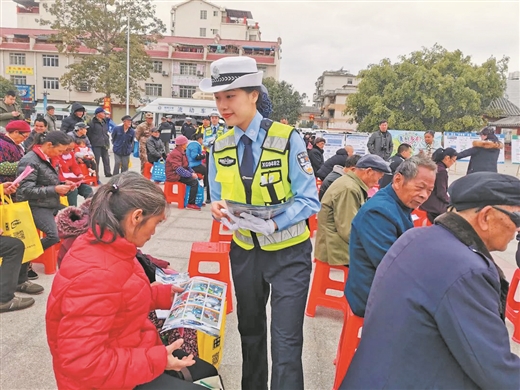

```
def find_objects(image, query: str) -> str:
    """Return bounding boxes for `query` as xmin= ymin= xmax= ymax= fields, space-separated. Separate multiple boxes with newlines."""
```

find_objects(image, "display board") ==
xmin=444 ymin=132 xmax=505 ymax=164
xmin=322 ymin=133 xmax=347 ymax=161
xmin=345 ymin=134 xmax=370 ymax=156
xmin=388 ymin=130 xmax=443 ymax=156
xmin=512 ymin=135 xmax=520 ymax=164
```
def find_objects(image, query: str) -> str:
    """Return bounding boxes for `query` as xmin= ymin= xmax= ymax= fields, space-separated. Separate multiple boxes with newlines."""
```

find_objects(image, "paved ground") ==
xmin=1 ymin=155 xmax=519 ymax=389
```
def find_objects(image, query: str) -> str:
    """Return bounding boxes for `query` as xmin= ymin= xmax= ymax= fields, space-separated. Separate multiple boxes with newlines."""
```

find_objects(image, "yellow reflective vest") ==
xmin=213 ymin=120 xmax=309 ymax=251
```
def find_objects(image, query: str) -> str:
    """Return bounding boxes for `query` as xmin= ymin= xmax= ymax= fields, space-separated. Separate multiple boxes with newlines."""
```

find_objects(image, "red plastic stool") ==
xmin=78 ymin=163 xmax=98 ymax=186
xmin=506 ymin=268 xmax=520 ymax=343
xmin=210 ymin=219 xmax=233 ymax=243
xmin=143 ymin=162 xmax=153 ymax=180
xmin=412 ymin=209 xmax=431 ymax=227
xmin=305 ymin=259 xmax=349 ymax=317
xmin=333 ymin=305 xmax=364 ymax=390
xmin=164 ymin=181 xmax=186 ymax=209
xmin=308 ymin=214 xmax=318 ymax=238
xmin=188 ymin=242 xmax=233 ymax=314
xmin=32 ymin=231 xmax=60 ymax=274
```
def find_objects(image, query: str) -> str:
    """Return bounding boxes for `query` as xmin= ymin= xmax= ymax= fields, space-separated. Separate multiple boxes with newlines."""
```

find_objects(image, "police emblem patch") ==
xmin=218 ymin=157 xmax=236 ymax=166
xmin=296 ymin=152 xmax=313 ymax=175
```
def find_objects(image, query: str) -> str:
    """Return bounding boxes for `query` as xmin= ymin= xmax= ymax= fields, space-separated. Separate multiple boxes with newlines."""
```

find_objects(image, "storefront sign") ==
xmin=15 ymin=84 xmax=35 ymax=103
xmin=6 ymin=66 xmax=34 ymax=75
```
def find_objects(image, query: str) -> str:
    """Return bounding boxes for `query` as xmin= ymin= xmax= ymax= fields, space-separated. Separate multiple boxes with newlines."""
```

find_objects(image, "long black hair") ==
xmin=480 ymin=126 xmax=499 ymax=143
xmin=241 ymin=85 xmax=273 ymax=118
xmin=432 ymin=147 xmax=457 ymax=163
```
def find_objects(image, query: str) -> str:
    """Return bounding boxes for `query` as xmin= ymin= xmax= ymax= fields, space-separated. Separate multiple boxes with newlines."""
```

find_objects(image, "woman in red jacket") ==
xmin=46 ymin=171 xmax=203 ymax=390
xmin=56 ymin=141 xmax=93 ymax=206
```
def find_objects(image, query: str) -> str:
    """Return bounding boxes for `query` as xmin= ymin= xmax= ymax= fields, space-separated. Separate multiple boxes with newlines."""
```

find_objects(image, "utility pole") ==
xmin=126 ymin=16 xmax=130 ymax=115
xmin=43 ymin=90 xmax=49 ymax=112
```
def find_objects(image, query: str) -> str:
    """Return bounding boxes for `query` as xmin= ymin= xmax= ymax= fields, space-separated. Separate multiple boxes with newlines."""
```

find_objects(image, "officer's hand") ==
xmin=220 ymin=209 xmax=239 ymax=231
xmin=229 ymin=212 xmax=276 ymax=236
xmin=211 ymin=200 xmax=227 ymax=220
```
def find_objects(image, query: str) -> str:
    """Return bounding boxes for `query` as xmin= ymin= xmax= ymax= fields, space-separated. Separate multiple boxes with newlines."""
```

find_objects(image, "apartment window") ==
xmin=347 ymin=78 xmax=353 ymax=85
xmin=152 ymin=61 xmax=163 ymax=73
xmin=179 ymin=85 xmax=196 ymax=98
xmin=10 ymin=75 xmax=26 ymax=85
xmin=145 ymin=83 xmax=162 ymax=97
xmin=180 ymin=63 xmax=197 ymax=76
xmin=200 ymin=10 xmax=207 ymax=19
xmin=9 ymin=53 xmax=26 ymax=65
xmin=43 ymin=77 xmax=60 ymax=90
xmin=200 ymin=28 xmax=206 ymax=37
xmin=43 ymin=54 xmax=59 ymax=67
xmin=213 ymin=10 xmax=218 ymax=17
xmin=77 ymin=82 xmax=91 ymax=92
xmin=211 ymin=29 xmax=219 ymax=35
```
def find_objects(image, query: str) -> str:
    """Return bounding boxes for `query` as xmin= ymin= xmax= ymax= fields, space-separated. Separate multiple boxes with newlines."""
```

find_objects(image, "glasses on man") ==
xmin=493 ymin=206 xmax=520 ymax=228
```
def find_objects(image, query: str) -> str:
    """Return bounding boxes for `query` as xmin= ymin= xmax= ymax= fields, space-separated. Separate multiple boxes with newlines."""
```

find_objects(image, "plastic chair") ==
xmin=308 ymin=214 xmax=318 ymax=238
xmin=333 ymin=305 xmax=364 ymax=390
xmin=31 ymin=230 xmax=60 ymax=274
xmin=506 ymin=268 xmax=520 ymax=343
xmin=143 ymin=162 xmax=153 ymax=180
xmin=164 ymin=181 xmax=186 ymax=209
xmin=305 ymin=259 xmax=349 ymax=317
xmin=78 ymin=163 xmax=97 ymax=186
xmin=210 ymin=219 xmax=233 ymax=243
xmin=188 ymin=242 xmax=233 ymax=314
xmin=412 ymin=208 xmax=431 ymax=227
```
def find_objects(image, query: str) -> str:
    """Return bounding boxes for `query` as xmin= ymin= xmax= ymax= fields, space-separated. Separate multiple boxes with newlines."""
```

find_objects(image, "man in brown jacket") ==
xmin=135 ymin=112 xmax=154 ymax=173
xmin=165 ymin=135 xmax=200 ymax=210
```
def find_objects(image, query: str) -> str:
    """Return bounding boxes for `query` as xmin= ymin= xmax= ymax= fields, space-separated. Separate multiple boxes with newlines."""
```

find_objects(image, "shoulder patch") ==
xmin=218 ymin=157 xmax=236 ymax=167
xmin=296 ymin=151 xmax=314 ymax=175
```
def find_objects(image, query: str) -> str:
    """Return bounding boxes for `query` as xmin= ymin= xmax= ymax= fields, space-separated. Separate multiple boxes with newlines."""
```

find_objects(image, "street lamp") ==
xmin=43 ymin=90 xmax=49 ymax=112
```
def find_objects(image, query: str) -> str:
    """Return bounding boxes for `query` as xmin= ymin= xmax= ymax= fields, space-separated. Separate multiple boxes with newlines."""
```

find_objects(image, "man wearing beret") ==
xmin=341 ymin=172 xmax=520 ymax=389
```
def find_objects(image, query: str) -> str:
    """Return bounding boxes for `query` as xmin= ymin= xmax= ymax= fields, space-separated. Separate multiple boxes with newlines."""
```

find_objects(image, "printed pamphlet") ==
xmin=156 ymin=269 xmax=227 ymax=337
xmin=224 ymin=197 xmax=294 ymax=220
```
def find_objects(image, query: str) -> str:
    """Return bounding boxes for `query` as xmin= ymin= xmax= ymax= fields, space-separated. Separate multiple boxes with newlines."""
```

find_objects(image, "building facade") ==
xmin=0 ymin=27 xmax=281 ymax=118
xmin=506 ymin=71 xmax=520 ymax=109
xmin=171 ymin=0 xmax=261 ymax=41
xmin=313 ymin=69 xmax=360 ymax=132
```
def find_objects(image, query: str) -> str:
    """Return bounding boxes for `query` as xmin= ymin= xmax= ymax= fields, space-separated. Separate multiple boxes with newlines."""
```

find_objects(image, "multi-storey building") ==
xmin=313 ymin=69 xmax=360 ymax=132
xmin=0 ymin=27 xmax=280 ymax=118
xmin=171 ymin=0 xmax=261 ymax=41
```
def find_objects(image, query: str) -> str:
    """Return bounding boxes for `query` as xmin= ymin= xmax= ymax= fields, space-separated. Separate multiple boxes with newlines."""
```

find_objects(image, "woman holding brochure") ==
xmin=46 ymin=172 xmax=214 ymax=390
xmin=201 ymin=56 xmax=320 ymax=390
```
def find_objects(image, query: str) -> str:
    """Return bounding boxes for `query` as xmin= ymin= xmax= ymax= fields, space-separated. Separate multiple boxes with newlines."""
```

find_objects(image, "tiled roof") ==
xmin=487 ymin=97 xmax=520 ymax=117
xmin=488 ymin=115 xmax=520 ymax=128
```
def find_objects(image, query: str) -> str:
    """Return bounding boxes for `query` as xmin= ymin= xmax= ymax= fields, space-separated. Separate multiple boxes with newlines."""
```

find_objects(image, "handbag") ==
xmin=133 ymin=141 xmax=139 ymax=158
xmin=151 ymin=159 xmax=166 ymax=182
xmin=0 ymin=186 xmax=44 ymax=264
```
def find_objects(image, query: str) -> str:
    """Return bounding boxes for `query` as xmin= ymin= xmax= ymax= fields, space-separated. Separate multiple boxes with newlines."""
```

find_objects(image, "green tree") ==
xmin=0 ymin=77 xmax=20 ymax=104
xmin=345 ymin=44 xmax=509 ymax=132
xmin=40 ymin=0 xmax=165 ymax=102
xmin=262 ymin=77 xmax=305 ymax=125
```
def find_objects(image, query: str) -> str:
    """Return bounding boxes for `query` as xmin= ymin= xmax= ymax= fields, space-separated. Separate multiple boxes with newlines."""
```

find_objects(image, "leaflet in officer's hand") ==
xmin=224 ymin=198 xmax=294 ymax=220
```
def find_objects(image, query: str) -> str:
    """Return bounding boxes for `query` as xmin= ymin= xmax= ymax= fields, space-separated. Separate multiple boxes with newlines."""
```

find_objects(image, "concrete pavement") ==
xmin=1 ymin=155 xmax=519 ymax=389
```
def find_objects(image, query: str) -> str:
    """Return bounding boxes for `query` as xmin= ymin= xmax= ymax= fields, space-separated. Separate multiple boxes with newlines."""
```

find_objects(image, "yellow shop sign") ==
xmin=6 ymin=66 xmax=34 ymax=75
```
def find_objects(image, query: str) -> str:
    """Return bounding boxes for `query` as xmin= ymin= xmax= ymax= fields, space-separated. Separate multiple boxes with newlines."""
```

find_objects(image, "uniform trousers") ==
xmin=229 ymin=238 xmax=312 ymax=390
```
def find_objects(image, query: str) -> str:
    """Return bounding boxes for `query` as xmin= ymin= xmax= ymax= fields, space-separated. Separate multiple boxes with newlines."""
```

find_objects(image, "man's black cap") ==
xmin=448 ymin=172 xmax=520 ymax=211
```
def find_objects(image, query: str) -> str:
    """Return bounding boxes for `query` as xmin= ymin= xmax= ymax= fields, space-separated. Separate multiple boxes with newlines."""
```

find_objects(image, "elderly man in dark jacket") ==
xmin=367 ymin=120 xmax=393 ymax=161
xmin=316 ymin=145 xmax=354 ymax=180
xmin=341 ymin=172 xmax=520 ymax=389
xmin=67 ymin=122 xmax=91 ymax=148
xmin=60 ymin=102 xmax=85 ymax=134
xmin=345 ymin=156 xmax=437 ymax=317
xmin=146 ymin=128 xmax=166 ymax=164
xmin=111 ymin=115 xmax=135 ymax=175
xmin=87 ymin=107 xmax=111 ymax=179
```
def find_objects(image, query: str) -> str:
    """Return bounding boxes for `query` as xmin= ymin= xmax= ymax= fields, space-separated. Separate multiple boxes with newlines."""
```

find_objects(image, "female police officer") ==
xmin=200 ymin=57 xmax=320 ymax=390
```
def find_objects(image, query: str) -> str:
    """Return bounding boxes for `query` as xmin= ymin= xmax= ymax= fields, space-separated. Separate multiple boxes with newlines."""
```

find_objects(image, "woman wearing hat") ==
xmin=0 ymin=120 xmax=31 ymax=183
xmin=200 ymin=56 xmax=320 ymax=390
xmin=457 ymin=126 xmax=503 ymax=174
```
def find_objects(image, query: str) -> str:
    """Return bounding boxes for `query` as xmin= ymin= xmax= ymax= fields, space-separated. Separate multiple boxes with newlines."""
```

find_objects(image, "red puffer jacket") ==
xmin=46 ymin=229 xmax=173 ymax=389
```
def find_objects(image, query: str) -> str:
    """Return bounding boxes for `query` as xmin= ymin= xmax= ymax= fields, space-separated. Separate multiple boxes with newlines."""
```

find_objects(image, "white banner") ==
xmin=345 ymin=134 xmax=369 ymax=156
xmin=322 ymin=133 xmax=346 ymax=161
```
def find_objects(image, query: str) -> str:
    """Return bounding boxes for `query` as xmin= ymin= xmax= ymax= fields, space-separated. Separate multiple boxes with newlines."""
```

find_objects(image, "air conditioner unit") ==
xmin=162 ymin=71 xmax=169 ymax=77
xmin=172 ymin=91 xmax=178 ymax=97
xmin=196 ymin=71 xmax=204 ymax=77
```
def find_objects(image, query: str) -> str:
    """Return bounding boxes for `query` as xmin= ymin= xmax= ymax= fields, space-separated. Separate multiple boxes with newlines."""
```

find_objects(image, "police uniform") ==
xmin=209 ymin=111 xmax=320 ymax=390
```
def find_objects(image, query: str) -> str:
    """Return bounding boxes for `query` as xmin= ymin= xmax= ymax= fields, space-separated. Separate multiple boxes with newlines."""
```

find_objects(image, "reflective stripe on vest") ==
xmin=213 ymin=122 xmax=309 ymax=251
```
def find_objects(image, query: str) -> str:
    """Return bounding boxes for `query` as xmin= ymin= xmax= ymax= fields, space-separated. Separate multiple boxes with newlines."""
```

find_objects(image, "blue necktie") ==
xmin=240 ymin=134 xmax=254 ymax=202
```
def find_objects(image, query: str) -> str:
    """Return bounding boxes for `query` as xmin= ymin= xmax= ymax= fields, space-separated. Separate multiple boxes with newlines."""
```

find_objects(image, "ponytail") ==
xmin=432 ymin=147 xmax=457 ymax=163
